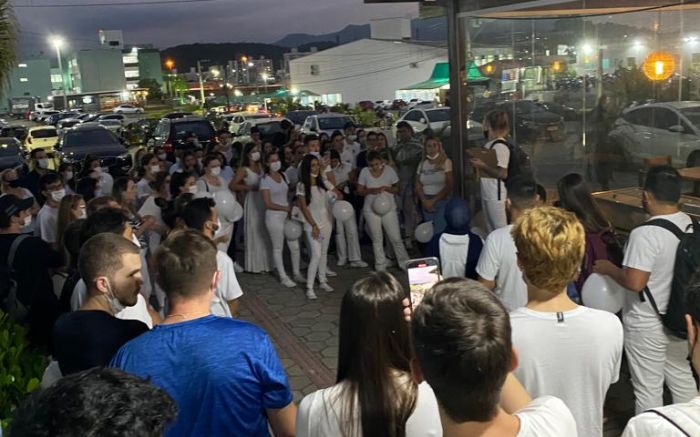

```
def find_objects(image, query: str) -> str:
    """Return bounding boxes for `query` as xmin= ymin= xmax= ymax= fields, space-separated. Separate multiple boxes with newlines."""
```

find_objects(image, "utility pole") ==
xmin=197 ymin=60 xmax=206 ymax=110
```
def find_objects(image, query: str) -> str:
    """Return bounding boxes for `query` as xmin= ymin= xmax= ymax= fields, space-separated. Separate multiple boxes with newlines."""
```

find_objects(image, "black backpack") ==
xmin=489 ymin=139 xmax=532 ymax=200
xmin=640 ymin=218 xmax=700 ymax=339
xmin=0 ymin=234 xmax=30 ymax=322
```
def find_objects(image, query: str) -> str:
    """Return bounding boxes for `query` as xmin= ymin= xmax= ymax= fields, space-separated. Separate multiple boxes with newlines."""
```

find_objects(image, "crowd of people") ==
xmin=1 ymin=109 xmax=699 ymax=436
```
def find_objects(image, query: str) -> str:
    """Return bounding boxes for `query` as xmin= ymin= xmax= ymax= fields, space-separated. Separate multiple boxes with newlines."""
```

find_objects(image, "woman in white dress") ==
xmin=296 ymin=272 xmax=442 ymax=437
xmin=296 ymin=154 xmax=334 ymax=300
xmin=230 ymin=143 xmax=272 ymax=273
xmin=261 ymin=151 xmax=303 ymax=288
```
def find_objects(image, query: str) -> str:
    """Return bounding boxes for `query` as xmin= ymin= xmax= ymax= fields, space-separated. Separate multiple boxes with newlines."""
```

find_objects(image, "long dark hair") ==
xmin=239 ymin=143 xmax=257 ymax=168
xmin=337 ymin=272 xmax=418 ymax=437
xmin=557 ymin=173 xmax=612 ymax=233
xmin=299 ymin=154 xmax=324 ymax=201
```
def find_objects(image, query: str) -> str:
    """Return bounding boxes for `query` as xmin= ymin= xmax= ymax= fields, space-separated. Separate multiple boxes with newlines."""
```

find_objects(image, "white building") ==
xmin=289 ymin=18 xmax=447 ymax=105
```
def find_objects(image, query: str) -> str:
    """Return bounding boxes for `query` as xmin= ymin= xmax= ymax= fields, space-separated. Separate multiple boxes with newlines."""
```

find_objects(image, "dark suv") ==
xmin=149 ymin=117 xmax=217 ymax=154
xmin=57 ymin=125 xmax=132 ymax=175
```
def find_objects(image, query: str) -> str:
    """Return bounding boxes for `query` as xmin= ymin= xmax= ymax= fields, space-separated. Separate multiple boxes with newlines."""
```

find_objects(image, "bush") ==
xmin=0 ymin=312 xmax=48 ymax=430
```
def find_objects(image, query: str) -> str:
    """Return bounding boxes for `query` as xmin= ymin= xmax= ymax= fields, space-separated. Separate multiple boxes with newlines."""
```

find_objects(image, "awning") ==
xmin=399 ymin=61 xmax=489 ymax=91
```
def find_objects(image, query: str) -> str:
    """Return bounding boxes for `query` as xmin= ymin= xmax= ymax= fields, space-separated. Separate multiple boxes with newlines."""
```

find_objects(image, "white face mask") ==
xmin=157 ymin=153 xmax=167 ymax=161
xmin=51 ymin=188 xmax=66 ymax=202
xmin=187 ymin=185 xmax=198 ymax=195
xmin=104 ymin=279 xmax=126 ymax=315
xmin=64 ymin=171 xmax=74 ymax=181
xmin=270 ymin=161 xmax=282 ymax=172
xmin=309 ymin=151 xmax=320 ymax=158
xmin=347 ymin=135 xmax=357 ymax=142
xmin=93 ymin=166 xmax=102 ymax=174
xmin=78 ymin=208 xmax=87 ymax=219
xmin=37 ymin=158 xmax=50 ymax=169
xmin=209 ymin=166 xmax=221 ymax=176
xmin=310 ymin=171 xmax=319 ymax=178
xmin=22 ymin=215 xmax=32 ymax=227
xmin=250 ymin=151 xmax=261 ymax=162
xmin=427 ymin=153 xmax=439 ymax=160
xmin=150 ymin=165 xmax=161 ymax=174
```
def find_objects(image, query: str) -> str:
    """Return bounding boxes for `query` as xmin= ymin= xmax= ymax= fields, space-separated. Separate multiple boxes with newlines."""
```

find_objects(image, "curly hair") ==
xmin=511 ymin=206 xmax=585 ymax=293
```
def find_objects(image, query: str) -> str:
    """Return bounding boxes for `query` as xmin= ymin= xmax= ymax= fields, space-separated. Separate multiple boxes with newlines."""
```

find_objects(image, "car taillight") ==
xmin=163 ymin=137 xmax=173 ymax=153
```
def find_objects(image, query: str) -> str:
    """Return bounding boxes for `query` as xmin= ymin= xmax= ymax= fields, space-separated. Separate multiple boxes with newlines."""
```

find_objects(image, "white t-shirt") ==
xmin=296 ymin=182 xmax=331 ymax=227
xmin=137 ymin=196 xmax=165 ymax=227
xmin=476 ymin=224 xmax=527 ymax=311
xmin=196 ymin=176 xmax=228 ymax=195
xmin=417 ymin=158 xmax=453 ymax=196
xmin=297 ymin=379 xmax=441 ymax=437
xmin=136 ymin=178 xmax=153 ymax=199
xmin=439 ymin=233 xmax=472 ymax=278
xmin=357 ymin=166 xmax=399 ymax=211
xmin=622 ymin=397 xmax=700 ymax=436
xmin=260 ymin=174 xmax=290 ymax=208
xmin=332 ymin=163 xmax=353 ymax=193
xmin=37 ymin=204 xmax=58 ymax=244
xmin=515 ymin=396 xmax=578 ymax=437
xmin=511 ymin=306 xmax=623 ymax=437
xmin=340 ymin=142 xmax=358 ymax=168
xmin=622 ymin=212 xmax=693 ymax=330
xmin=480 ymin=139 xmax=509 ymax=201
xmin=284 ymin=165 xmax=299 ymax=188
xmin=70 ymin=280 xmax=153 ymax=329
xmin=211 ymin=250 xmax=243 ymax=317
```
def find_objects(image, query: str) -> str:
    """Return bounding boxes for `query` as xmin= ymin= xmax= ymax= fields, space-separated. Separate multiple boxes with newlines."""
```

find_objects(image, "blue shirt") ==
xmin=111 ymin=315 xmax=292 ymax=437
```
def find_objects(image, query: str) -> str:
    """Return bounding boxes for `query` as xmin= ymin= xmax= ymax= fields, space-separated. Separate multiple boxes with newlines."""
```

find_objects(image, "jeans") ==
xmin=422 ymin=195 xmax=448 ymax=235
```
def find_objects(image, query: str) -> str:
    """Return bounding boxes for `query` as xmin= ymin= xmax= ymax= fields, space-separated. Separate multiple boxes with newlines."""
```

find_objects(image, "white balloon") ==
xmin=415 ymin=221 xmax=434 ymax=243
xmin=213 ymin=190 xmax=243 ymax=223
xmin=582 ymin=273 xmax=626 ymax=313
xmin=372 ymin=193 xmax=392 ymax=216
xmin=284 ymin=219 xmax=303 ymax=241
xmin=332 ymin=200 xmax=354 ymax=221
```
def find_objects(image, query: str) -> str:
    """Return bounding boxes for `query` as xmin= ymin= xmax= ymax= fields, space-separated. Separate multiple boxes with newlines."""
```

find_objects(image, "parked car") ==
xmin=486 ymin=100 xmax=565 ymax=143
xmin=24 ymin=126 xmax=59 ymax=152
xmin=99 ymin=120 xmax=123 ymax=135
xmin=78 ymin=113 xmax=101 ymax=122
xmin=0 ymin=125 xmax=27 ymax=142
xmin=226 ymin=112 xmax=273 ymax=134
xmin=0 ymin=137 xmax=27 ymax=171
xmin=161 ymin=112 xmax=193 ymax=120
xmin=235 ymin=117 xmax=293 ymax=145
xmin=607 ymin=101 xmax=700 ymax=167
xmin=46 ymin=112 xmax=80 ymax=126
xmin=29 ymin=103 xmax=55 ymax=121
xmin=98 ymin=113 xmax=126 ymax=124
xmin=149 ymin=117 xmax=217 ymax=154
xmin=113 ymin=104 xmax=144 ymax=114
xmin=394 ymin=107 xmax=452 ymax=135
xmin=301 ymin=113 xmax=355 ymax=137
xmin=536 ymin=101 xmax=579 ymax=122
xmin=284 ymin=110 xmax=319 ymax=128
xmin=57 ymin=125 xmax=132 ymax=175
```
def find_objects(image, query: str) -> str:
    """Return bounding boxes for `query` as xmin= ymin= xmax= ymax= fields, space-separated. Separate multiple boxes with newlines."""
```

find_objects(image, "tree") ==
xmin=137 ymin=78 xmax=164 ymax=100
xmin=0 ymin=1 xmax=18 ymax=93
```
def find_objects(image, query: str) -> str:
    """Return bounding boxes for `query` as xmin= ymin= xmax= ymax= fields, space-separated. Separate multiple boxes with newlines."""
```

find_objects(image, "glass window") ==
xmin=32 ymin=129 xmax=58 ymax=138
xmin=318 ymin=116 xmax=353 ymax=130
xmin=651 ymin=108 xmax=681 ymax=130
xmin=172 ymin=122 xmax=214 ymax=140
xmin=426 ymin=109 xmax=451 ymax=122
xmin=403 ymin=111 xmax=422 ymax=122
xmin=0 ymin=139 xmax=19 ymax=156
xmin=625 ymin=108 xmax=653 ymax=127
xmin=63 ymin=129 xmax=119 ymax=148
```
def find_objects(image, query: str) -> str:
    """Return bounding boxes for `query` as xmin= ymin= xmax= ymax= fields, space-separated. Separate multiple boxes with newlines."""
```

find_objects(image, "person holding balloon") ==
xmin=297 ymin=154 xmax=334 ymax=300
xmin=356 ymin=151 xmax=409 ymax=272
xmin=416 ymin=134 xmax=453 ymax=235
xmin=197 ymin=154 xmax=238 ymax=252
xmin=261 ymin=151 xmax=303 ymax=288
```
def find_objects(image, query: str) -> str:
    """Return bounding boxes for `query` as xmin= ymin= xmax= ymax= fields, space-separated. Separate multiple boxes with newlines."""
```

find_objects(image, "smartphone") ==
xmin=406 ymin=257 xmax=442 ymax=310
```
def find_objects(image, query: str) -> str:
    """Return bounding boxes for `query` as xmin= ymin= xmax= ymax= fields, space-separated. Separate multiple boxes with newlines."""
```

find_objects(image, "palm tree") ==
xmin=0 ymin=0 xmax=18 ymax=88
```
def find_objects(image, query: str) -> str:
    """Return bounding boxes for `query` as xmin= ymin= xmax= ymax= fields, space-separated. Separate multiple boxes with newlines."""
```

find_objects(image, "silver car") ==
xmin=608 ymin=101 xmax=700 ymax=167
xmin=99 ymin=120 xmax=123 ymax=135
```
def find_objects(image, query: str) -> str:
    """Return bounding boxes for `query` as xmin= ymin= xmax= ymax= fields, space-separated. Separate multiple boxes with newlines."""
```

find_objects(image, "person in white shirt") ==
xmin=622 ymin=274 xmax=700 ymax=436
xmin=38 ymin=173 xmax=65 ymax=249
xmin=136 ymin=153 xmax=162 ymax=201
xmin=260 ymin=151 xmax=303 ymax=288
xmin=297 ymin=273 xmax=442 ymax=437
xmin=595 ymin=166 xmax=697 ymax=414
xmin=477 ymin=176 xmax=540 ymax=311
xmin=470 ymin=110 xmax=511 ymax=233
xmin=510 ymin=206 xmax=623 ymax=437
xmin=357 ymin=151 xmax=409 ymax=272
xmin=181 ymin=197 xmax=243 ymax=317
xmin=416 ymin=134 xmax=453 ymax=235
xmin=331 ymin=131 xmax=356 ymax=169
xmin=411 ymin=278 xmax=578 ymax=437
xmin=343 ymin=122 xmax=362 ymax=161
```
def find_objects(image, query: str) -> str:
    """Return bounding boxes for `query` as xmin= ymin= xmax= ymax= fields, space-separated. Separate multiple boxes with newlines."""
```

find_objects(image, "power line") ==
xmin=13 ymin=0 xmax=218 ymax=7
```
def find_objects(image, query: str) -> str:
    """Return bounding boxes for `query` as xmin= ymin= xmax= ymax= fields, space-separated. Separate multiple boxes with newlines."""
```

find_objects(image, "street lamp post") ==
xmin=165 ymin=59 xmax=175 ymax=99
xmin=50 ymin=36 xmax=67 ymax=110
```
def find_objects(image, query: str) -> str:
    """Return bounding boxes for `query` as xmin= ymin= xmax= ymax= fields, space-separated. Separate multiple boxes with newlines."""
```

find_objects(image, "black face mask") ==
xmin=483 ymin=130 xmax=489 ymax=140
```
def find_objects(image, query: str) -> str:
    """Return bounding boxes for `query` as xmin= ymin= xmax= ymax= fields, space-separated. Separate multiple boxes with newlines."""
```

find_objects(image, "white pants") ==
xmin=265 ymin=211 xmax=301 ymax=280
xmin=335 ymin=217 xmax=362 ymax=264
xmin=625 ymin=325 xmax=696 ymax=414
xmin=304 ymin=221 xmax=331 ymax=289
xmin=482 ymin=198 xmax=508 ymax=233
xmin=364 ymin=208 xmax=409 ymax=269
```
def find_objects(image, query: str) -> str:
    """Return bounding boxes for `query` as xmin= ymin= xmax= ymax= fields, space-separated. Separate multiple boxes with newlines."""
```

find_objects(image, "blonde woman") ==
xmin=415 ymin=134 xmax=453 ymax=235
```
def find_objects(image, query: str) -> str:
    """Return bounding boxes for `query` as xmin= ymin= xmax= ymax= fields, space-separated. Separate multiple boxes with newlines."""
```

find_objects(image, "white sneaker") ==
xmin=293 ymin=273 xmax=306 ymax=283
xmin=305 ymin=289 xmax=318 ymax=300
xmin=326 ymin=269 xmax=338 ymax=277
xmin=233 ymin=262 xmax=244 ymax=273
xmin=350 ymin=260 xmax=368 ymax=268
xmin=281 ymin=277 xmax=296 ymax=288
xmin=319 ymin=282 xmax=334 ymax=292
xmin=337 ymin=259 xmax=347 ymax=267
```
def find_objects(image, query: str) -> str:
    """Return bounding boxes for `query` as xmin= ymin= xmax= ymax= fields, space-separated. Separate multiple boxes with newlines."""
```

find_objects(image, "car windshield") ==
xmin=0 ymin=140 xmax=19 ymax=156
xmin=100 ymin=121 xmax=120 ymax=126
xmin=318 ymin=116 xmax=353 ymax=130
xmin=173 ymin=121 xmax=214 ymax=140
xmin=32 ymin=129 xmax=57 ymax=138
xmin=63 ymin=129 xmax=119 ymax=148
xmin=256 ymin=122 xmax=284 ymax=137
xmin=512 ymin=101 xmax=545 ymax=114
xmin=427 ymin=109 xmax=451 ymax=122
xmin=680 ymin=107 xmax=700 ymax=128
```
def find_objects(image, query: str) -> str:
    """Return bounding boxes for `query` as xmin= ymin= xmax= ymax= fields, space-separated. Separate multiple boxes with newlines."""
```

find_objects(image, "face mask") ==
xmin=22 ymin=215 xmax=32 ymax=227
xmin=250 ymin=151 xmax=261 ymax=162
xmin=427 ymin=153 xmax=439 ymax=160
xmin=210 ymin=166 xmax=221 ymax=176
xmin=347 ymin=135 xmax=357 ymax=142
xmin=37 ymin=158 xmax=49 ymax=169
xmin=64 ymin=171 xmax=74 ymax=181
xmin=150 ymin=165 xmax=161 ymax=174
xmin=309 ymin=151 xmax=320 ymax=158
xmin=78 ymin=208 xmax=87 ymax=219
xmin=310 ymin=171 xmax=319 ymax=178
xmin=270 ymin=161 xmax=282 ymax=172
xmin=157 ymin=153 xmax=167 ymax=161
xmin=104 ymin=279 xmax=126 ymax=315
xmin=187 ymin=185 xmax=198 ymax=195
xmin=51 ymin=188 xmax=66 ymax=202
xmin=93 ymin=166 xmax=102 ymax=174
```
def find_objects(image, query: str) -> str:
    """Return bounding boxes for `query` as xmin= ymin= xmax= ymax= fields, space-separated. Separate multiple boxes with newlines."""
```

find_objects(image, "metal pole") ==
xmin=197 ymin=60 xmax=205 ymax=110
xmin=447 ymin=0 xmax=466 ymax=197
xmin=56 ymin=45 xmax=67 ymax=110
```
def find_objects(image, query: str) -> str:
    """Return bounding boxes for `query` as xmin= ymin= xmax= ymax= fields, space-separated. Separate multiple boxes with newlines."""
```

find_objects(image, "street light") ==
xmin=50 ymin=36 xmax=67 ymax=109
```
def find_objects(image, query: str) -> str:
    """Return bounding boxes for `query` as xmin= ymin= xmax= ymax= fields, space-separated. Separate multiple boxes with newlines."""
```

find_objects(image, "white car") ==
xmin=607 ymin=101 xmax=700 ymax=167
xmin=235 ymin=117 xmax=293 ymax=145
xmin=300 ymin=113 xmax=355 ymax=137
xmin=113 ymin=104 xmax=144 ymax=114
xmin=394 ymin=107 xmax=484 ymax=146
xmin=226 ymin=112 xmax=274 ymax=134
